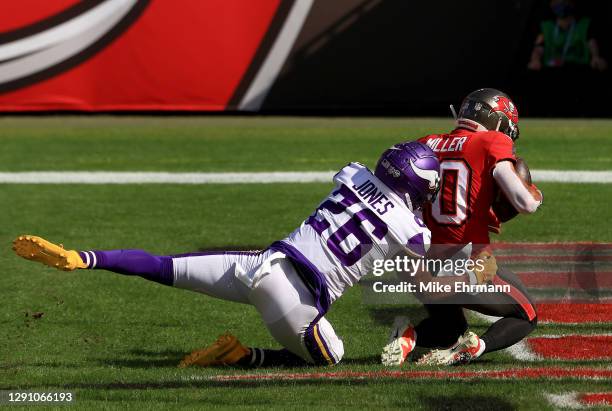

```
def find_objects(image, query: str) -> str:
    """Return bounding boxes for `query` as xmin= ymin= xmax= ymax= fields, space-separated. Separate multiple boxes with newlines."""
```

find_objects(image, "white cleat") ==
xmin=381 ymin=316 xmax=416 ymax=366
xmin=417 ymin=331 xmax=484 ymax=366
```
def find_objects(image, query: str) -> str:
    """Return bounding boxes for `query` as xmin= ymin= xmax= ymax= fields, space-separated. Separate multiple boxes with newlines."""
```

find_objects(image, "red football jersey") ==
xmin=418 ymin=128 xmax=515 ymax=245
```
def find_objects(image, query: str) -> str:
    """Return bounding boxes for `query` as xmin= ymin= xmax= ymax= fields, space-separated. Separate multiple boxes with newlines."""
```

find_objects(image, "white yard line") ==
xmin=531 ymin=170 xmax=612 ymax=183
xmin=544 ymin=392 xmax=584 ymax=409
xmin=505 ymin=340 xmax=542 ymax=362
xmin=0 ymin=171 xmax=334 ymax=184
xmin=0 ymin=170 xmax=610 ymax=184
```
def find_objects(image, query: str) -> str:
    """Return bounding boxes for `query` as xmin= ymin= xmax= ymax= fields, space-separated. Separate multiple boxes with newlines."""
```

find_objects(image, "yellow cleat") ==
xmin=178 ymin=333 xmax=250 ymax=368
xmin=12 ymin=235 xmax=87 ymax=271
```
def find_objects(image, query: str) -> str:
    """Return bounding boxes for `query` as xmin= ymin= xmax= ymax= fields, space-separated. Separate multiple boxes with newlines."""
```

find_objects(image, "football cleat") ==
xmin=417 ymin=331 xmax=483 ymax=366
xmin=178 ymin=333 xmax=250 ymax=368
xmin=381 ymin=316 xmax=416 ymax=366
xmin=12 ymin=235 xmax=87 ymax=271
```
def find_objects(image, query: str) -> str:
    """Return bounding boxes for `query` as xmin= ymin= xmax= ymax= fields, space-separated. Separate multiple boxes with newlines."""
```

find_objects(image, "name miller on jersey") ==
xmin=425 ymin=136 xmax=468 ymax=153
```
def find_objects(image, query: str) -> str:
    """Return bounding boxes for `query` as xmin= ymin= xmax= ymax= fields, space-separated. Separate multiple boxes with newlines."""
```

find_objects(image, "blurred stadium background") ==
xmin=2 ymin=1 xmax=612 ymax=409
xmin=0 ymin=0 xmax=609 ymax=116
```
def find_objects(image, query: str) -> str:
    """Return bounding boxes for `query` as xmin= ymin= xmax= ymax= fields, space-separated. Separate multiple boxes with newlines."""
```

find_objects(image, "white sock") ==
xmin=475 ymin=338 xmax=486 ymax=357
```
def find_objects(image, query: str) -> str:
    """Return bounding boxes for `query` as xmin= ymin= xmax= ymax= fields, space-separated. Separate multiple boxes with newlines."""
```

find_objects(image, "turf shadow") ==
xmin=340 ymin=355 xmax=384 ymax=366
xmin=11 ymin=378 xmax=412 ymax=391
xmin=99 ymin=358 xmax=182 ymax=368
xmin=367 ymin=305 xmax=429 ymax=326
xmin=97 ymin=348 xmax=187 ymax=368
xmin=419 ymin=394 xmax=515 ymax=411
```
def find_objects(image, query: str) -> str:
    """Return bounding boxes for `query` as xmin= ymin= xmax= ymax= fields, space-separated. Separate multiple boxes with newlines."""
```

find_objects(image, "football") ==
xmin=492 ymin=157 xmax=533 ymax=222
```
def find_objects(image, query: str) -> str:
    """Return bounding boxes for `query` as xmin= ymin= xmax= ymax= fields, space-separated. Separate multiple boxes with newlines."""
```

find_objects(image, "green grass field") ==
xmin=1 ymin=117 xmax=611 ymax=410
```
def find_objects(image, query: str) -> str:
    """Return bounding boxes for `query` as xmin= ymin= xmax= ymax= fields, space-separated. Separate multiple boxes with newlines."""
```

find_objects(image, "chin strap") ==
xmin=449 ymin=104 xmax=458 ymax=120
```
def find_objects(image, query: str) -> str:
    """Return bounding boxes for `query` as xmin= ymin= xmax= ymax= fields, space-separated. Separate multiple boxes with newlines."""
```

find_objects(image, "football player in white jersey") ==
xmin=13 ymin=142 xmax=495 ymax=367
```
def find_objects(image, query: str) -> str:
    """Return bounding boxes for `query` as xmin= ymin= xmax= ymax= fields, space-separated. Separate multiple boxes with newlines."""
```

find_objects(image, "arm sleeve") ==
xmin=486 ymin=133 xmax=515 ymax=175
xmin=492 ymin=161 xmax=541 ymax=214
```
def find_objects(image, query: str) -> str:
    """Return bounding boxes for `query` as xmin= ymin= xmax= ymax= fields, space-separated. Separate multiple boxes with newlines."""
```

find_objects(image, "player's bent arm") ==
xmin=493 ymin=161 xmax=542 ymax=214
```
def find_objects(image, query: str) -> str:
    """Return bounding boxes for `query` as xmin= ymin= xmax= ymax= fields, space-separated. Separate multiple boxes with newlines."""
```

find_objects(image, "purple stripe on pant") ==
xmin=170 ymin=250 xmax=263 ymax=258
xmin=303 ymin=316 xmax=336 ymax=365
xmin=269 ymin=241 xmax=331 ymax=315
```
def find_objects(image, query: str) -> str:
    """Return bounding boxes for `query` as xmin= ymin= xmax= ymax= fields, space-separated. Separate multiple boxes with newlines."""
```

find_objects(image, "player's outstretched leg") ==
xmin=13 ymin=235 xmax=174 ymax=285
xmin=417 ymin=268 xmax=537 ymax=366
xmin=13 ymin=235 xmax=87 ymax=271
xmin=15 ymin=235 xmax=342 ymax=368
xmin=468 ymin=268 xmax=538 ymax=355
xmin=179 ymin=333 xmax=251 ymax=367
xmin=178 ymin=257 xmax=344 ymax=368
xmin=179 ymin=333 xmax=310 ymax=368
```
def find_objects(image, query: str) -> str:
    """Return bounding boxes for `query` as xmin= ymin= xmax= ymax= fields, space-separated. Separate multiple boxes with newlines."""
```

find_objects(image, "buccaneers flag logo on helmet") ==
xmin=491 ymin=96 xmax=519 ymax=124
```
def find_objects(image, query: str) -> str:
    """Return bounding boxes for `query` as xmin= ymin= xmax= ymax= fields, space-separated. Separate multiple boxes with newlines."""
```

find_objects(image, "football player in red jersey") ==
xmin=381 ymin=88 xmax=543 ymax=366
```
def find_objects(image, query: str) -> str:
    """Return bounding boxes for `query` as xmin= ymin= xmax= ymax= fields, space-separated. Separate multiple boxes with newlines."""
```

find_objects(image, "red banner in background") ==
xmin=0 ymin=0 xmax=281 ymax=111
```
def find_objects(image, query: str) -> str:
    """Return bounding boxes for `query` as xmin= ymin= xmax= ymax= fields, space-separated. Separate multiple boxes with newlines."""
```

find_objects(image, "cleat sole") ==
xmin=12 ymin=235 xmax=84 ymax=271
xmin=381 ymin=340 xmax=405 ymax=366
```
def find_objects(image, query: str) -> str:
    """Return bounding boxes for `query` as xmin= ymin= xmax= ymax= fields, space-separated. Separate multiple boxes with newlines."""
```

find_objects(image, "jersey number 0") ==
xmin=431 ymin=159 xmax=471 ymax=225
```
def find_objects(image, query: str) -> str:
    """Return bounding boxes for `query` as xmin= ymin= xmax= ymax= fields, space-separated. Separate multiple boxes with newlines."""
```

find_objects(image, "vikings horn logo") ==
xmin=410 ymin=159 xmax=439 ymax=190
xmin=0 ymin=0 xmax=149 ymax=93
xmin=491 ymin=96 xmax=519 ymax=124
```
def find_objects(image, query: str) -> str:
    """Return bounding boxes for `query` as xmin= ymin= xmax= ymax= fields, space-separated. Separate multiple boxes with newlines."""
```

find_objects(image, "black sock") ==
xmin=415 ymin=305 xmax=468 ymax=348
xmin=480 ymin=317 xmax=537 ymax=353
xmin=237 ymin=348 xmax=309 ymax=368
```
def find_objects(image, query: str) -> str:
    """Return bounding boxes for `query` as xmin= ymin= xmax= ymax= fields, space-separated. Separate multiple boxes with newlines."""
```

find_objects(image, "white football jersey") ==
xmin=280 ymin=162 xmax=431 ymax=302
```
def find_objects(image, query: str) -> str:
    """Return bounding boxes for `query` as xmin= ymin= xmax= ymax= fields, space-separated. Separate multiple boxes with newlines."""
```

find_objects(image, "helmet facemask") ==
xmin=495 ymin=114 xmax=520 ymax=141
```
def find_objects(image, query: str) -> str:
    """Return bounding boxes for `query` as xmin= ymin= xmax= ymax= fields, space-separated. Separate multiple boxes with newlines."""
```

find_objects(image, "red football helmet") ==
xmin=455 ymin=88 xmax=520 ymax=141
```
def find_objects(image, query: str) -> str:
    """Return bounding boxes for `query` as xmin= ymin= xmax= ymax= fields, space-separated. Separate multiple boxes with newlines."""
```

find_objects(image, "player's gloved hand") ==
xmin=472 ymin=250 xmax=497 ymax=284
xmin=529 ymin=183 xmax=543 ymax=207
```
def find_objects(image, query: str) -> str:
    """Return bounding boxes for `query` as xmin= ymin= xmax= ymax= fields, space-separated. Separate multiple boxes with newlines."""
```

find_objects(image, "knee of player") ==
xmin=303 ymin=321 xmax=344 ymax=366
xmin=308 ymin=337 xmax=344 ymax=366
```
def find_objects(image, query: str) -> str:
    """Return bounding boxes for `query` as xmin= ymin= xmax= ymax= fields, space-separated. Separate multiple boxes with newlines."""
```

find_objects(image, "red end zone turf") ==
xmin=536 ymin=302 xmax=612 ymax=323
xmin=580 ymin=392 xmax=612 ymax=406
xmin=546 ymin=392 xmax=612 ymax=408
xmin=527 ymin=335 xmax=612 ymax=360
xmin=518 ymin=271 xmax=612 ymax=289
